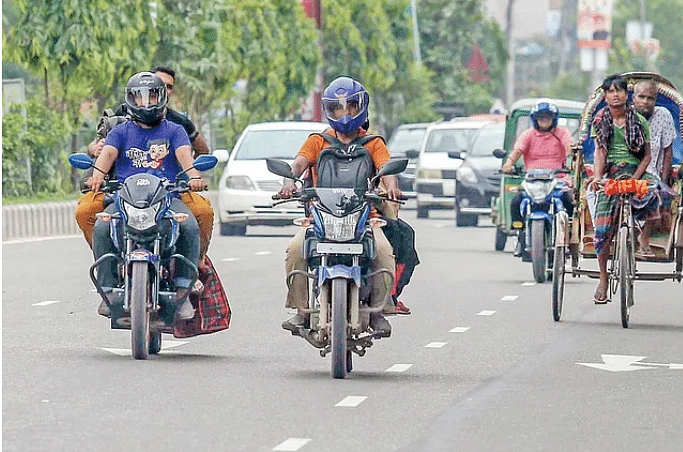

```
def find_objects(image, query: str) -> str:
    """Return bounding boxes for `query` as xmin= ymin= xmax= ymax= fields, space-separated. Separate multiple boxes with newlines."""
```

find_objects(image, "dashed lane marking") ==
xmin=522 ymin=282 xmax=537 ymax=286
xmin=335 ymin=396 xmax=367 ymax=407
xmin=100 ymin=340 xmax=188 ymax=356
xmin=255 ymin=251 xmax=272 ymax=255
xmin=221 ymin=258 xmax=240 ymax=262
xmin=501 ymin=295 xmax=519 ymax=301
xmin=477 ymin=310 xmax=496 ymax=316
xmin=273 ymin=438 xmax=311 ymax=451
xmin=385 ymin=364 xmax=413 ymax=373
xmin=425 ymin=342 xmax=447 ymax=348
xmin=449 ymin=327 xmax=470 ymax=333
xmin=33 ymin=300 xmax=61 ymax=306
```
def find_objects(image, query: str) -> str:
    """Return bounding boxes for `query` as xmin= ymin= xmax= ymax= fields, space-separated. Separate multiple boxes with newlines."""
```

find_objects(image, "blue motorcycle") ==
xmin=69 ymin=153 xmax=217 ymax=359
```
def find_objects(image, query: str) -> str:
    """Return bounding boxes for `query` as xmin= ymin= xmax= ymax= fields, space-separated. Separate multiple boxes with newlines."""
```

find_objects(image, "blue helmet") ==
xmin=530 ymin=100 xmax=559 ymax=130
xmin=321 ymin=76 xmax=369 ymax=135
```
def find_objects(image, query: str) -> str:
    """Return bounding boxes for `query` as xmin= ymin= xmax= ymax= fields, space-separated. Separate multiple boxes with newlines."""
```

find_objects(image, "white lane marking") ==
xmin=386 ymin=363 xmax=413 ymax=373
xmin=255 ymin=251 xmax=272 ymax=255
xmin=3 ymin=234 xmax=81 ymax=245
xmin=449 ymin=327 xmax=470 ymax=333
xmin=425 ymin=342 xmax=447 ymax=348
xmin=100 ymin=340 xmax=188 ymax=356
xmin=434 ymin=223 xmax=447 ymax=228
xmin=335 ymin=396 xmax=367 ymax=407
xmin=221 ymin=258 xmax=240 ymax=262
xmin=273 ymin=438 xmax=311 ymax=451
xmin=577 ymin=354 xmax=683 ymax=372
xmin=33 ymin=300 xmax=61 ymax=306
xmin=477 ymin=310 xmax=496 ymax=316
xmin=501 ymin=295 xmax=518 ymax=301
xmin=522 ymin=282 xmax=536 ymax=286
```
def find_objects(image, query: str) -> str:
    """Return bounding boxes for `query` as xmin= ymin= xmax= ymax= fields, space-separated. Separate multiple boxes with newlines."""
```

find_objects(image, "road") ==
xmin=3 ymin=208 xmax=682 ymax=452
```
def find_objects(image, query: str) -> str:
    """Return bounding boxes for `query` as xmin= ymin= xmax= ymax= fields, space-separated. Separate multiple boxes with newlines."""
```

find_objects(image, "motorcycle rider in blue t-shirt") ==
xmin=89 ymin=72 xmax=205 ymax=319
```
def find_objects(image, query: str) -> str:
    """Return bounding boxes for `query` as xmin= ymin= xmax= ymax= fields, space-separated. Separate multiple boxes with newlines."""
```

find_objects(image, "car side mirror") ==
xmin=404 ymin=149 xmax=420 ymax=159
xmin=447 ymin=151 xmax=464 ymax=160
xmin=212 ymin=148 xmax=229 ymax=163
xmin=492 ymin=148 xmax=507 ymax=159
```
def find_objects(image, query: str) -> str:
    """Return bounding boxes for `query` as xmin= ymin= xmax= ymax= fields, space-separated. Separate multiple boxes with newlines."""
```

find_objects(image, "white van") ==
xmin=415 ymin=117 xmax=502 ymax=218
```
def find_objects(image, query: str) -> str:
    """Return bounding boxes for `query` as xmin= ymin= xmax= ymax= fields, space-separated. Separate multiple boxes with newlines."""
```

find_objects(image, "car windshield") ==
xmin=388 ymin=127 xmax=426 ymax=153
xmin=469 ymin=124 xmax=505 ymax=157
xmin=234 ymin=129 xmax=320 ymax=160
xmin=424 ymin=128 xmax=478 ymax=153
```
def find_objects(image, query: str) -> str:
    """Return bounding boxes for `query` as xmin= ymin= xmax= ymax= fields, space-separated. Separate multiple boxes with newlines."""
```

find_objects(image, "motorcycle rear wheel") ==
xmin=130 ymin=261 xmax=151 ymax=360
xmin=331 ymin=279 xmax=348 ymax=379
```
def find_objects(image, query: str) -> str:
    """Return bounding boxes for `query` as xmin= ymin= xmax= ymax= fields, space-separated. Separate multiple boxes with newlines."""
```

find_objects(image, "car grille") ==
xmin=256 ymin=180 xmax=282 ymax=191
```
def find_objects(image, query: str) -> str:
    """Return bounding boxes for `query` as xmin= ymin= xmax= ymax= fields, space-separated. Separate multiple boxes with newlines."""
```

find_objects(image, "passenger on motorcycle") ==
xmin=278 ymin=76 xmax=401 ymax=337
xmin=502 ymin=100 xmax=574 ymax=258
xmin=88 ymin=72 xmax=204 ymax=319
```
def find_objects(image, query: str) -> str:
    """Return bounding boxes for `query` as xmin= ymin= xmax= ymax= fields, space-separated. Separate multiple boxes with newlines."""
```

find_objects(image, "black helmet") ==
xmin=125 ymin=72 xmax=168 ymax=125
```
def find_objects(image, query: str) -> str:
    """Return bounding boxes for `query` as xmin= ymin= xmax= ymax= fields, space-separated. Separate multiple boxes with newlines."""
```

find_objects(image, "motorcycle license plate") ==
xmin=316 ymin=243 xmax=363 ymax=254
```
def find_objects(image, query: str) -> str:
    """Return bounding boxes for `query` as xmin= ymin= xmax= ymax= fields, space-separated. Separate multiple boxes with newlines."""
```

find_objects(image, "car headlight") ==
xmin=123 ymin=201 xmax=161 ymax=231
xmin=319 ymin=210 xmax=361 ymax=242
xmin=417 ymin=168 xmax=441 ymax=179
xmin=521 ymin=180 xmax=555 ymax=203
xmin=226 ymin=176 xmax=256 ymax=190
xmin=456 ymin=166 xmax=478 ymax=183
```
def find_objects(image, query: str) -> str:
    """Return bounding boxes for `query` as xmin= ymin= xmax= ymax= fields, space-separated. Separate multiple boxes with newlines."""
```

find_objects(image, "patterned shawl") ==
xmin=592 ymin=103 xmax=646 ymax=161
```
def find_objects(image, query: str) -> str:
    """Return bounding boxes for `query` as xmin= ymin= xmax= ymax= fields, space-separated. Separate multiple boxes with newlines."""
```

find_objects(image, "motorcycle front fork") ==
xmin=312 ymin=255 xmax=361 ymax=337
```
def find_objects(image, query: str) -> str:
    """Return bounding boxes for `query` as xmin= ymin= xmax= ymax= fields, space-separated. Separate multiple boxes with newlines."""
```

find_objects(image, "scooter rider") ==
xmin=278 ymin=76 xmax=401 ymax=337
xmin=502 ymin=100 xmax=574 ymax=258
xmin=89 ymin=72 xmax=204 ymax=319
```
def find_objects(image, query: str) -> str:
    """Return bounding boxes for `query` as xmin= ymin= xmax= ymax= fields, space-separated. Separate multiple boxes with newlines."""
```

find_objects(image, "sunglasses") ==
xmin=165 ymin=84 xmax=174 ymax=90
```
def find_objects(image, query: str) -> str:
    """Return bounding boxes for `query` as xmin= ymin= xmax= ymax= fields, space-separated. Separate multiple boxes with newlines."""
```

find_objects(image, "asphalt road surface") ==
xmin=3 ymin=208 xmax=682 ymax=452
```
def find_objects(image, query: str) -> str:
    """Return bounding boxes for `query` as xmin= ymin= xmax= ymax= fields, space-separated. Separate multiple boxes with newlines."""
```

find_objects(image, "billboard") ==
xmin=577 ymin=0 xmax=614 ymax=49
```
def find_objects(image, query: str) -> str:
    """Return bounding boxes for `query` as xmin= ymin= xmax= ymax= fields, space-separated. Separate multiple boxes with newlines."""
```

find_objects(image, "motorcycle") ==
xmin=517 ymin=168 xmax=571 ymax=283
xmin=266 ymin=157 xmax=408 ymax=379
xmin=69 ymin=153 xmax=221 ymax=359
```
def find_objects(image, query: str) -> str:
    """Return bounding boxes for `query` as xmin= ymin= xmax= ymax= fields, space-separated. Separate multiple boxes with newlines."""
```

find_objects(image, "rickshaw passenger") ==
xmin=502 ymin=100 xmax=574 ymax=258
xmin=586 ymin=74 xmax=662 ymax=304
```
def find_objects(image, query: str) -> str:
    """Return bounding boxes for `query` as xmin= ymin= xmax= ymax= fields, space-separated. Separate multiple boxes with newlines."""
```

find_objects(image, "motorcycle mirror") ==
xmin=68 ymin=153 xmax=95 ymax=170
xmin=193 ymin=155 xmax=218 ymax=172
xmin=372 ymin=158 xmax=409 ymax=184
xmin=492 ymin=149 xmax=507 ymax=159
xmin=266 ymin=158 xmax=296 ymax=180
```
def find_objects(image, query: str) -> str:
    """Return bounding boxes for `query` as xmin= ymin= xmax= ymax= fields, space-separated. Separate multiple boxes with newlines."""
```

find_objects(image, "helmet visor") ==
xmin=126 ymin=86 xmax=167 ymax=109
xmin=322 ymin=91 xmax=365 ymax=122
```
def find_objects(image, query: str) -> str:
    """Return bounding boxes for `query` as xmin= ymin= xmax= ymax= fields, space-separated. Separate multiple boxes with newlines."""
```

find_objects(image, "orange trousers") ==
xmin=75 ymin=191 xmax=214 ymax=257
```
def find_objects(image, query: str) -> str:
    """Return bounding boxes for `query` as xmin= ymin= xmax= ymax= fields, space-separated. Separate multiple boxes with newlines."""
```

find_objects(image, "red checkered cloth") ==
xmin=174 ymin=256 xmax=231 ymax=338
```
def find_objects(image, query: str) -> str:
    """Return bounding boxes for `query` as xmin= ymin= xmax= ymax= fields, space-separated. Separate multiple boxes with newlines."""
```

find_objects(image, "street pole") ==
xmin=505 ymin=0 xmax=516 ymax=108
xmin=411 ymin=0 xmax=422 ymax=65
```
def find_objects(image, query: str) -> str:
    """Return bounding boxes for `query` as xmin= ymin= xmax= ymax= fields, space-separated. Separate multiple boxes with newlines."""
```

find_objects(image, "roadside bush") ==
xmin=2 ymin=99 xmax=73 ymax=198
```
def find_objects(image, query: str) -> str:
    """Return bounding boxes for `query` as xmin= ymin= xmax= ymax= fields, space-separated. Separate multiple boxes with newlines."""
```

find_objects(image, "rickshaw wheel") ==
xmin=618 ymin=226 xmax=634 ymax=328
xmin=495 ymin=228 xmax=507 ymax=251
xmin=551 ymin=245 xmax=565 ymax=321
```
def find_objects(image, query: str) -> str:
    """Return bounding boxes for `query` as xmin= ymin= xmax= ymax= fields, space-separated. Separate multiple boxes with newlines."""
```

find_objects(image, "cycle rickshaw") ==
xmin=553 ymin=72 xmax=683 ymax=327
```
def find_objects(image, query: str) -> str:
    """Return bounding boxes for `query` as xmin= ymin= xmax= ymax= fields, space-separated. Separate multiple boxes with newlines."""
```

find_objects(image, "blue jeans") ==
xmin=92 ymin=196 xmax=200 ymax=288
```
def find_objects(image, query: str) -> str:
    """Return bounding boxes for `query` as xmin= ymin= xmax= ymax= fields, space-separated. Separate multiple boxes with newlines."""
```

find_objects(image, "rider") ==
xmin=502 ymin=100 xmax=574 ymax=258
xmin=277 ymin=76 xmax=401 ymax=337
xmin=88 ymin=72 xmax=205 ymax=319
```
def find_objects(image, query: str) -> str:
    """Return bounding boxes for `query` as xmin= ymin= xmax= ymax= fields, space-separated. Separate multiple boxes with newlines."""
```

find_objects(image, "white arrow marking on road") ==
xmin=273 ymin=438 xmax=311 ymax=451
xmin=477 ymin=310 xmax=496 ymax=316
xmin=100 ymin=340 xmax=188 ymax=356
xmin=449 ymin=327 xmax=470 ymax=333
xmin=335 ymin=396 xmax=367 ymax=407
xmin=576 ymin=354 xmax=683 ymax=372
xmin=255 ymin=251 xmax=272 ymax=255
xmin=386 ymin=364 xmax=413 ymax=372
xmin=425 ymin=342 xmax=447 ymax=348
xmin=522 ymin=282 xmax=537 ymax=286
xmin=501 ymin=295 xmax=518 ymax=301
xmin=33 ymin=300 xmax=61 ymax=306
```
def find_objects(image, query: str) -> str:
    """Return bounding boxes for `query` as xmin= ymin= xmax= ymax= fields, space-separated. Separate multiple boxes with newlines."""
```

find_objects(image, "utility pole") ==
xmin=411 ymin=0 xmax=422 ymax=65
xmin=505 ymin=0 xmax=516 ymax=108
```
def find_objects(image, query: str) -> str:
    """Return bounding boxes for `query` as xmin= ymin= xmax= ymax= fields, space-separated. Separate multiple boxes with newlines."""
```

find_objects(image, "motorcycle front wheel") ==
xmin=530 ymin=219 xmax=548 ymax=283
xmin=330 ymin=278 xmax=349 ymax=379
xmin=130 ymin=261 xmax=151 ymax=360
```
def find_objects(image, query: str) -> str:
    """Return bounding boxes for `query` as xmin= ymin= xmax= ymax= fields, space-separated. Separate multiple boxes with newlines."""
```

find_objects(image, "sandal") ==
xmin=593 ymin=286 xmax=610 ymax=305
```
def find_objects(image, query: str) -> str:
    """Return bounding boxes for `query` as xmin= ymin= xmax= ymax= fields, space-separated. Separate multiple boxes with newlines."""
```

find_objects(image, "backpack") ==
xmin=314 ymin=132 xmax=383 ymax=190
xmin=96 ymin=107 xmax=129 ymax=140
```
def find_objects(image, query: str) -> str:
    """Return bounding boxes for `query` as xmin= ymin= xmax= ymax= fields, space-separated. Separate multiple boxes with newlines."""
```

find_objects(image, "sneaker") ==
xmin=395 ymin=300 xmax=411 ymax=315
xmin=513 ymin=239 xmax=523 ymax=257
xmin=281 ymin=313 xmax=308 ymax=332
xmin=369 ymin=313 xmax=391 ymax=338
xmin=176 ymin=299 xmax=195 ymax=320
xmin=97 ymin=300 xmax=111 ymax=317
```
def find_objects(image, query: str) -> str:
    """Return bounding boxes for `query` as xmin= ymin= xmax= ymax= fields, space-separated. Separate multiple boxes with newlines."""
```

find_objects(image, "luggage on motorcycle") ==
xmin=314 ymin=132 xmax=382 ymax=190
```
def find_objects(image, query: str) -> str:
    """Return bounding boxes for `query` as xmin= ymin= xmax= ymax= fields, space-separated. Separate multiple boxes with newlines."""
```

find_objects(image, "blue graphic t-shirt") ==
xmin=105 ymin=119 xmax=191 ymax=181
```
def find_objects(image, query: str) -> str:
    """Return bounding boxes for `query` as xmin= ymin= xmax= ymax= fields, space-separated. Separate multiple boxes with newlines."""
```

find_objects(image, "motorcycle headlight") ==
xmin=522 ymin=180 xmax=556 ymax=203
xmin=319 ymin=210 xmax=361 ymax=242
xmin=456 ymin=166 xmax=478 ymax=183
xmin=123 ymin=200 xmax=162 ymax=231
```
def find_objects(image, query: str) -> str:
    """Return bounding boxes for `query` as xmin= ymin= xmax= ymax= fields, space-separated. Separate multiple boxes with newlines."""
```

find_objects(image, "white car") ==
xmin=215 ymin=121 xmax=328 ymax=235
xmin=415 ymin=117 xmax=503 ymax=218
